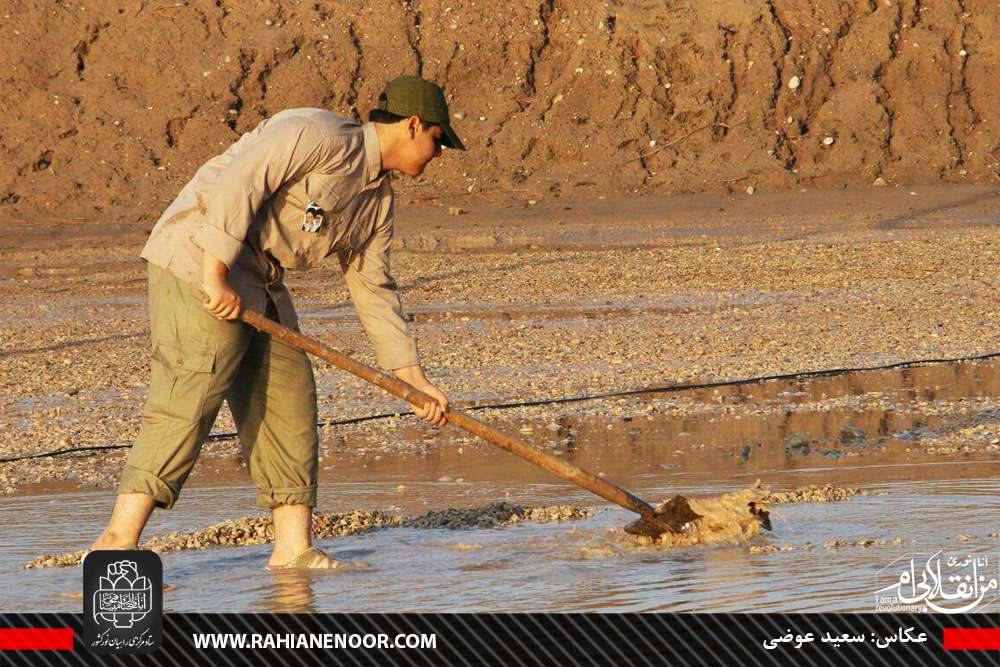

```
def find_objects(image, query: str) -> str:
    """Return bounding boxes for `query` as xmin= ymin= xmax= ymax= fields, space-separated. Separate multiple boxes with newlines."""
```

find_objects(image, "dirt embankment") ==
xmin=1 ymin=0 xmax=997 ymax=223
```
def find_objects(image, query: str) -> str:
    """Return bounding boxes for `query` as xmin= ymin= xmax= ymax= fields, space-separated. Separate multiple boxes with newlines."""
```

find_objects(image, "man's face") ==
xmin=397 ymin=119 xmax=443 ymax=177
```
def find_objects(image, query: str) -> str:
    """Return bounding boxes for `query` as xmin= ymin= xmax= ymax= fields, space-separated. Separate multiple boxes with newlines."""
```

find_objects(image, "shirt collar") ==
xmin=361 ymin=122 xmax=384 ymax=186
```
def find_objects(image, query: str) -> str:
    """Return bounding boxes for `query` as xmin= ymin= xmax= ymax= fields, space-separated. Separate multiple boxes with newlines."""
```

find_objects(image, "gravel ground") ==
xmin=2 ymin=187 xmax=998 ymax=496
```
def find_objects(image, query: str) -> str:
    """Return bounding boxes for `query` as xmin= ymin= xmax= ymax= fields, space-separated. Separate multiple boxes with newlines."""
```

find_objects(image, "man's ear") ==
xmin=406 ymin=115 xmax=420 ymax=139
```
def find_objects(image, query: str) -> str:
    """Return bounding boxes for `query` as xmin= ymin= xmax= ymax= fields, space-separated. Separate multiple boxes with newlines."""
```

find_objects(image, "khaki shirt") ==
xmin=140 ymin=108 xmax=420 ymax=370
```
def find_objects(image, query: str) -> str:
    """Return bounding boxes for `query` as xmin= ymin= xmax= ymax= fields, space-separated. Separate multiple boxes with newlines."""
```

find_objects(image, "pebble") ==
xmin=824 ymin=537 xmax=904 ymax=549
xmin=759 ymin=483 xmax=880 ymax=504
xmin=788 ymin=75 xmax=801 ymax=90
xmin=749 ymin=543 xmax=814 ymax=554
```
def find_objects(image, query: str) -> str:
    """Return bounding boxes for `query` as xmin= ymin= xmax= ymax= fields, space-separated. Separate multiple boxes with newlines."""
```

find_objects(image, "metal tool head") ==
xmin=623 ymin=495 xmax=703 ymax=538
xmin=748 ymin=501 xmax=772 ymax=531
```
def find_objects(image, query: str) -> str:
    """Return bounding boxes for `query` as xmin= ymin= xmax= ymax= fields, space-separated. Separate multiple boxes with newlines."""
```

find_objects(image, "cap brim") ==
xmin=440 ymin=122 xmax=466 ymax=151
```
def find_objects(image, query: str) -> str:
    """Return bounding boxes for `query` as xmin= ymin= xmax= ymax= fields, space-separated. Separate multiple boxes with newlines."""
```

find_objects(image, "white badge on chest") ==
xmin=302 ymin=200 xmax=324 ymax=233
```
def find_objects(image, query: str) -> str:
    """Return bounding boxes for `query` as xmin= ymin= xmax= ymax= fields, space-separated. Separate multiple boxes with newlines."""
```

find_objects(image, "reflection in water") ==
xmin=258 ymin=571 xmax=316 ymax=613
xmin=4 ymin=358 xmax=999 ymax=612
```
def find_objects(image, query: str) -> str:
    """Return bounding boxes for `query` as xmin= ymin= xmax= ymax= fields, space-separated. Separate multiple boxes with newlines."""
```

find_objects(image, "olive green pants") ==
xmin=118 ymin=263 xmax=318 ymax=509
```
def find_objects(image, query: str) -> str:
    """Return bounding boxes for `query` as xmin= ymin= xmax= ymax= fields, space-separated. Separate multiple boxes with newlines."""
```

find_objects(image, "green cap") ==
xmin=376 ymin=75 xmax=466 ymax=151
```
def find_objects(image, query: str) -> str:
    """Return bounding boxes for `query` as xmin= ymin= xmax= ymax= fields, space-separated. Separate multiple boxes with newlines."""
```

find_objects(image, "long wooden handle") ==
xmin=240 ymin=308 xmax=660 ymax=521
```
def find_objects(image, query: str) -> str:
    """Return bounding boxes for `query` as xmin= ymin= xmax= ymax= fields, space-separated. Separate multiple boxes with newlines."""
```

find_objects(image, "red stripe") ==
xmin=0 ymin=628 xmax=74 ymax=651
xmin=944 ymin=628 xmax=1000 ymax=650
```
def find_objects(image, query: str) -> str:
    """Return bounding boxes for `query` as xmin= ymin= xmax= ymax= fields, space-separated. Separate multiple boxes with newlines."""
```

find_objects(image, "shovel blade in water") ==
xmin=622 ymin=495 xmax=703 ymax=537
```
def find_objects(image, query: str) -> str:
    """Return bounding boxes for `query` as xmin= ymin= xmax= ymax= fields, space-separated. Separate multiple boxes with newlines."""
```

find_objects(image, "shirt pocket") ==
xmin=303 ymin=174 xmax=344 ymax=215
xmin=285 ymin=175 xmax=346 ymax=265
xmin=149 ymin=340 xmax=217 ymax=422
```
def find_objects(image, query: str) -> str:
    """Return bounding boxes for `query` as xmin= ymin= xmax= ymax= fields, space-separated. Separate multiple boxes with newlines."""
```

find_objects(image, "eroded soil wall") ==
xmin=2 ymin=0 xmax=997 ymax=222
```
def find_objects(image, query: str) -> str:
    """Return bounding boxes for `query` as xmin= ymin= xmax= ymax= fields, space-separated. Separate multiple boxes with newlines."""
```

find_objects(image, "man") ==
xmin=88 ymin=76 xmax=465 ymax=570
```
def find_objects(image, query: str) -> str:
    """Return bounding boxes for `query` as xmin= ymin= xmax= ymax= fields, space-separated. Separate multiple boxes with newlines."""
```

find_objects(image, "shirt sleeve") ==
xmin=338 ymin=203 xmax=420 ymax=371
xmin=191 ymin=116 xmax=330 ymax=268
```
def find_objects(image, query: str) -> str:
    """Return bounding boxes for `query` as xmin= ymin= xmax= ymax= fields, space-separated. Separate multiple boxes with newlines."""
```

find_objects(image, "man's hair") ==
xmin=368 ymin=107 xmax=440 ymax=130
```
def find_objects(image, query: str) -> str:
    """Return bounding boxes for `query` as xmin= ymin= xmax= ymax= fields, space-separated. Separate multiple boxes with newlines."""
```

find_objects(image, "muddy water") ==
xmin=5 ymin=359 xmax=1000 ymax=612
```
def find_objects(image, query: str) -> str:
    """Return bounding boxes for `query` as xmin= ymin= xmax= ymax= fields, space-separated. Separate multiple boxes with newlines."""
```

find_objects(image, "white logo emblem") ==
xmin=93 ymin=559 xmax=153 ymax=629
xmin=875 ymin=551 xmax=1000 ymax=613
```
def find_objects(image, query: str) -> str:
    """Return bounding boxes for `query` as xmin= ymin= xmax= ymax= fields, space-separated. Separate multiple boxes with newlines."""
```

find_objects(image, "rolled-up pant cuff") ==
xmin=257 ymin=484 xmax=317 ymax=509
xmin=117 ymin=465 xmax=179 ymax=509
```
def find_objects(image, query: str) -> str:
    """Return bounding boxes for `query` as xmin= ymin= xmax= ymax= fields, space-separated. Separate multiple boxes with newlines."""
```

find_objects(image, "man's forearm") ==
xmin=202 ymin=250 xmax=230 ymax=284
xmin=393 ymin=364 xmax=431 ymax=387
